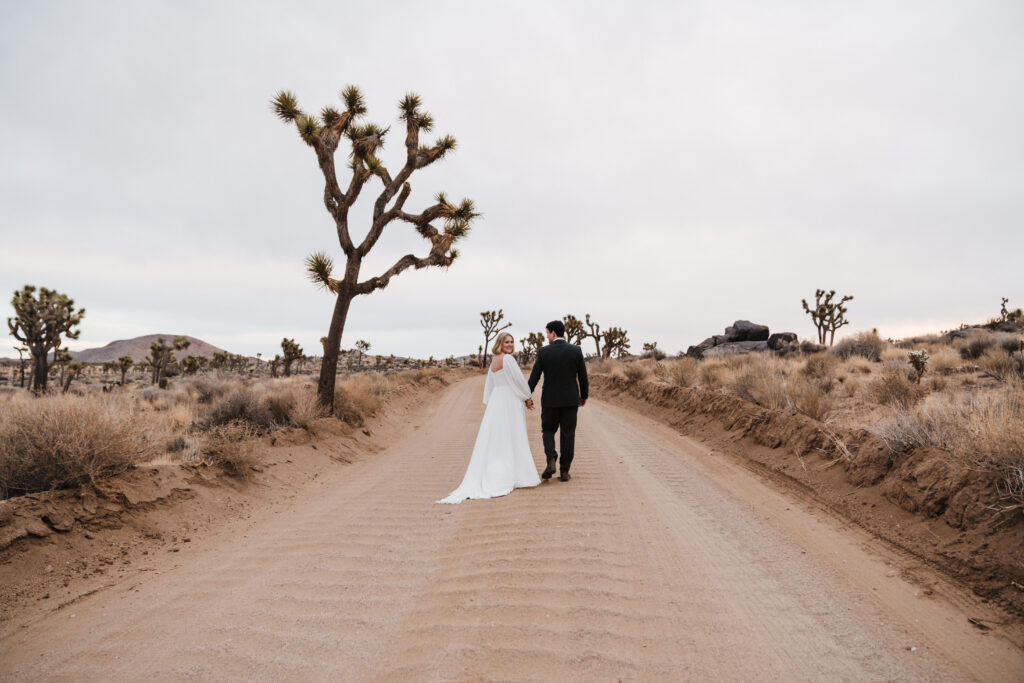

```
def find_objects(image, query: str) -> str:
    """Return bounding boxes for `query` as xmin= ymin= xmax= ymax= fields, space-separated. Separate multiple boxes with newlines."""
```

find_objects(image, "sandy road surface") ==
xmin=2 ymin=375 xmax=1022 ymax=681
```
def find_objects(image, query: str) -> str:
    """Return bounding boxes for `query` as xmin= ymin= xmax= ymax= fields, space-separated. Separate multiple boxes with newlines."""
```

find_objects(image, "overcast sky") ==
xmin=2 ymin=1 xmax=1022 ymax=359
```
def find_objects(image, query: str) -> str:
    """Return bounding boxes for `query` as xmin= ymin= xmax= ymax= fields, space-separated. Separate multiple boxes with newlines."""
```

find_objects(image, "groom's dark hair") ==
xmin=546 ymin=320 xmax=565 ymax=337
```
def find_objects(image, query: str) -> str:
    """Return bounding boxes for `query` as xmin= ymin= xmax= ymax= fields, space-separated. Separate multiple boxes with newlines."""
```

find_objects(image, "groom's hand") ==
xmin=525 ymin=398 xmax=535 ymax=410
xmin=579 ymin=399 xmax=587 ymax=407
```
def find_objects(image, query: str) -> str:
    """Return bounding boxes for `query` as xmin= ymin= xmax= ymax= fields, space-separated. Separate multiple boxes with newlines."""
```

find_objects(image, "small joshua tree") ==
xmin=602 ymin=327 xmax=632 ymax=358
xmin=584 ymin=314 xmax=603 ymax=357
xmin=273 ymin=85 xmax=478 ymax=411
xmin=802 ymin=289 xmax=853 ymax=346
xmin=907 ymin=349 xmax=929 ymax=384
xmin=642 ymin=342 xmax=665 ymax=360
xmin=355 ymin=339 xmax=371 ymax=367
xmin=14 ymin=345 xmax=29 ymax=388
xmin=521 ymin=331 xmax=546 ymax=365
xmin=146 ymin=336 xmax=190 ymax=386
xmin=564 ymin=315 xmax=586 ymax=346
xmin=479 ymin=310 xmax=512 ymax=367
xmin=182 ymin=355 xmax=207 ymax=375
xmin=62 ymin=361 xmax=83 ymax=393
xmin=270 ymin=355 xmax=282 ymax=378
xmin=8 ymin=285 xmax=85 ymax=393
xmin=118 ymin=355 xmax=134 ymax=385
xmin=54 ymin=347 xmax=72 ymax=388
xmin=999 ymin=297 xmax=1023 ymax=323
xmin=281 ymin=338 xmax=303 ymax=377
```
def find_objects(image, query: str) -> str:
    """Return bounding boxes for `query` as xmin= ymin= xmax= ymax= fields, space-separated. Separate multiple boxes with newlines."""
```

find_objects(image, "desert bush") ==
xmin=958 ymin=333 xmax=995 ymax=360
xmin=201 ymin=420 xmax=261 ymax=475
xmin=588 ymin=358 xmax=616 ymax=374
xmin=801 ymin=354 xmax=840 ymax=381
xmin=727 ymin=356 xmax=788 ymax=410
xmin=979 ymin=348 xmax=1023 ymax=383
xmin=832 ymin=331 xmax=885 ymax=361
xmin=188 ymin=376 xmax=231 ymax=404
xmin=0 ymin=394 xmax=153 ymax=498
xmin=661 ymin=358 xmax=699 ymax=387
xmin=698 ymin=359 xmax=728 ymax=389
xmin=907 ymin=349 xmax=929 ymax=383
xmin=622 ymin=362 xmax=653 ymax=383
xmin=928 ymin=346 xmax=962 ymax=375
xmin=198 ymin=386 xmax=274 ymax=431
xmin=787 ymin=375 xmax=836 ymax=421
xmin=867 ymin=368 xmax=927 ymax=408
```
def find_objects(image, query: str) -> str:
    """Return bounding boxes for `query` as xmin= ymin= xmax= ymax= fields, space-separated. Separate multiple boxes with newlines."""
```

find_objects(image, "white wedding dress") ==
xmin=437 ymin=354 xmax=541 ymax=504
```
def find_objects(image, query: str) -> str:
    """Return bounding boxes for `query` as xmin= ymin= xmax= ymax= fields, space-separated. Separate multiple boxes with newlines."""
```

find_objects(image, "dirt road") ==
xmin=2 ymin=376 xmax=1022 ymax=681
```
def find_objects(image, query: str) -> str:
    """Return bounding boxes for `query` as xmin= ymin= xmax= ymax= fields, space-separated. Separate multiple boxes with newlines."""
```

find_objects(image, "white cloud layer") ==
xmin=2 ymin=1 xmax=1022 ymax=358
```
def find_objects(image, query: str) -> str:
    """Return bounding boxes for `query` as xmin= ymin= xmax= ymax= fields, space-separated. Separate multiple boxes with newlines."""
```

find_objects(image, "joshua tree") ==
xmin=270 ymin=354 xmax=282 ymax=378
xmin=8 ymin=285 xmax=85 ymax=393
xmin=14 ymin=346 xmax=29 ymax=388
xmin=54 ymin=347 xmax=72 ymax=388
xmin=355 ymin=339 xmax=371 ymax=367
xmin=584 ymin=314 xmax=603 ymax=357
xmin=602 ymin=327 xmax=631 ymax=358
xmin=255 ymin=352 xmax=262 ymax=375
xmin=273 ymin=85 xmax=478 ymax=412
xmin=519 ymin=332 xmax=546 ymax=365
xmin=564 ymin=315 xmax=586 ymax=346
xmin=146 ymin=336 xmax=190 ymax=385
xmin=801 ymin=289 xmax=853 ymax=346
xmin=62 ymin=362 xmax=83 ymax=393
xmin=1000 ymin=297 xmax=1023 ymax=323
xmin=479 ymin=310 xmax=512 ymax=366
xmin=182 ymin=355 xmax=207 ymax=375
xmin=281 ymin=338 xmax=303 ymax=376
xmin=118 ymin=355 xmax=133 ymax=385
xmin=642 ymin=342 xmax=665 ymax=359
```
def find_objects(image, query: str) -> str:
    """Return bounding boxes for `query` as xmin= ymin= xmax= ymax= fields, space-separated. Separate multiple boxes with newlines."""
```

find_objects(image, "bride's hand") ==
xmin=525 ymin=398 xmax=535 ymax=410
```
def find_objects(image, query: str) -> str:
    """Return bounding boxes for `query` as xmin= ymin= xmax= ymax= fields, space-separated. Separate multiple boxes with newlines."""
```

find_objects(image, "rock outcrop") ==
xmin=686 ymin=321 xmax=797 ymax=359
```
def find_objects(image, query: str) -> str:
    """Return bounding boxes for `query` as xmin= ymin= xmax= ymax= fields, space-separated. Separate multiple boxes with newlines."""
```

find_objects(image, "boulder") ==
xmin=702 ymin=341 xmax=770 ymax=357
xmin=724 ymin=320 xmax=770 ymax=342
xmin=944 ymin=327 xmax=984 ymax=341
xmin=994 ymin=320 xmax=1024 ymax=334
xmin=767 ymin=332 xmax=798 ymax=350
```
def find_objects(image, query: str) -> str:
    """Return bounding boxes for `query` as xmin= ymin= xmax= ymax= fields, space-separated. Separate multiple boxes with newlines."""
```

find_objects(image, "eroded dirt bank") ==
xmin=591 ymin=374 xmax=1024 ymax=617
xmin=1 ymin=376 xmax=1022 ymax=681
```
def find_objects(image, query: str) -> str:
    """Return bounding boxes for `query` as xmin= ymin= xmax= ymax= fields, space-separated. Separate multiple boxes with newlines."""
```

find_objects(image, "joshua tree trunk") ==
xmin=317 ymin=289 xmax=355 ymax=409
xmin=31 ymin=351 xmax=48 ymax=393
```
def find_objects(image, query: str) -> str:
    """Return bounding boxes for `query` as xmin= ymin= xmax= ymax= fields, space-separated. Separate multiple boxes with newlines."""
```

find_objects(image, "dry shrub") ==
xmin=727 ymin=356 xmax=788 ymax=410
xmin=801 ymin=354 xmax=840 ymax=381
xmin=957 ymin=332 xmax=995 ymax=360
xmin=979 ymin=348 xmax=1024 ymax=383
xmin=928 ymin=346 xmax=963 ymax=375
xmin=187 ymin=376 xmax=231 ymax=404
xmin=867 ymin=368 xmax=927 ymax=408
xmin=698 ymin=359 xmax=727 ymax=389
xmin=788 ymin=375 xmax=836 ymax=421
xmin=843 ymin=357 xmax=874 ymax=375
xmin=0 ymin=394 xmax=154 ymax=498
xmin=201 ymin=420 xmax=260 ymax=475
xmin=622 ymin=362 xmax=653 ymax=383
xmin=588 ymin=358 xmax=616 ymax=374
xmin=832 ymin=330 xmax=885 ymax=361
xmin=199 ymin=386 xmax=273 ymax=431
xmin=287 ymin=390 xmax=325 ymax=429
xmin=661 ymin=358 xmax=699 ymax=387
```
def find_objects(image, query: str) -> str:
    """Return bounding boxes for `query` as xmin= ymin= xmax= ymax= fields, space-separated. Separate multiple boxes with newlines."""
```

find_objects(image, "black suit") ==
xmin=528 ymin=339 xmax=589 ymax=474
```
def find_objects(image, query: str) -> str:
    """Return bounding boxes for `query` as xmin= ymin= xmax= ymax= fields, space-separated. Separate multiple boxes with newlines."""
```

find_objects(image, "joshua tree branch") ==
xmin=355 ymin=251 xmax=448 ymax=295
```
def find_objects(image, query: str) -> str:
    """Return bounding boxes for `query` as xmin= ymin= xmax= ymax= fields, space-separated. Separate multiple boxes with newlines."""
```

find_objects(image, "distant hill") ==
xmin=0 ymin=335 xmax=234 ymax=364
xmin=66 ymin=334 xmax=232 ymax=364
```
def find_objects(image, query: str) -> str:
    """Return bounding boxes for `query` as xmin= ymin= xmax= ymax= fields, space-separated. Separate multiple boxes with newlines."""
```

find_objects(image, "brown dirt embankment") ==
xmin=0 ymin=371 xmax=466 ymax=619
xmin=591 ymin=374 xmax=1024 ymax=617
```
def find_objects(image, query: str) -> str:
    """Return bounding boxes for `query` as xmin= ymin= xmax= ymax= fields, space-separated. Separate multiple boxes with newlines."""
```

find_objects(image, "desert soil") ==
xmin=2 ymin=375 xmax=1023 ymax=681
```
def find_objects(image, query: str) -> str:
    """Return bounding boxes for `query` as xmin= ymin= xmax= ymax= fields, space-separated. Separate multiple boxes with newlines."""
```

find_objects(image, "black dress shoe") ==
xmin=542 ymin=459 xmax=556 ymax=479
xmin=559 ymin=472 xmax=571 ymax=482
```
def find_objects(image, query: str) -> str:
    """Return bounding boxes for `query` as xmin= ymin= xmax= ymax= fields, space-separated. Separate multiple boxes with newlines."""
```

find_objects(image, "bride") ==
xmin=437 ymin=332 xmax=541 ymax=504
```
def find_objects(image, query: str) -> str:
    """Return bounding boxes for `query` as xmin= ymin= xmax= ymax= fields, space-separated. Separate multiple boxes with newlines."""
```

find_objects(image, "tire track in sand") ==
xmin=1 ymin=375 xmax=1021 ymax=681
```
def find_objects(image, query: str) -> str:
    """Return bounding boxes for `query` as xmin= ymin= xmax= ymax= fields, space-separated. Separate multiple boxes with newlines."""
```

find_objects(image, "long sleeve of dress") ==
xmin=483 ymin=368 xmax=495 ymax=405
xmin=503 ymin=355 xmax=533 ymax=401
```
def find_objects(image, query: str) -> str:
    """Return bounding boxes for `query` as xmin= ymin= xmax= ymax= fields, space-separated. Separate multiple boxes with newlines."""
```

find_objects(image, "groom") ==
xmin=527 ymin=320 xmax=589 ymax=482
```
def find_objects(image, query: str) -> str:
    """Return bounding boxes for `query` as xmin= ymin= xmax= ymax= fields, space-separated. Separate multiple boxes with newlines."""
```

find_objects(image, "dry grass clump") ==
xmin=727 ymin=356 xmax=788 ymax=410
xmin=201 ymin=421 xmax=261 ymax=475
xmin=979 ymin=348 xmax=1024 ymax=384
xmin=622 ymin=361 xmax=655 ymax=383
xmin=873 ymin=389 xmax=1024 ymax=506
xmin=928 ymin=346 xmax=963 ymax=375
xmin=867 ymin=368 xmax=927 ymax=408
xmin=186 ymin=376 xmax=233 ymax=404
xmin=801 ymin=354 xmax=840 ymax=382
xmin=197 ymin=383 xmax=324 ymax=432
xmin=787 ymin=375 xmax=837 ymax=421
xmin=0 ymin=394 xmax=155 ymax=498
xmin=832 ymin=330 xmax=885 ymax=361
xmin=658 ymin=357 xmax=699 ymax=387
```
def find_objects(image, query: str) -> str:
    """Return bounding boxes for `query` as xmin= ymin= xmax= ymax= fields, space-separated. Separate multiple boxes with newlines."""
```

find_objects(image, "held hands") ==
xmin=525 ymin=398 xmax=535 ymax=410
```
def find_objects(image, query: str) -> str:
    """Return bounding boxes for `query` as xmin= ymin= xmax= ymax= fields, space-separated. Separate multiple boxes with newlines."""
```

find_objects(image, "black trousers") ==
xmin=541 ymin=405 xmax=578 ymax=473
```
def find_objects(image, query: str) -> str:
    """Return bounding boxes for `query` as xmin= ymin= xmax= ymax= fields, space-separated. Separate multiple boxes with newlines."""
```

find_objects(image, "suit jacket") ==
xmin=528 ymin=339 xmax=589 ymax=408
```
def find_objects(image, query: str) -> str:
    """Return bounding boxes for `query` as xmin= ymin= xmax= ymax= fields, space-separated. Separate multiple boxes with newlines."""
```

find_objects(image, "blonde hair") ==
xmin=492 ymin=332 xmax=514 ymax=355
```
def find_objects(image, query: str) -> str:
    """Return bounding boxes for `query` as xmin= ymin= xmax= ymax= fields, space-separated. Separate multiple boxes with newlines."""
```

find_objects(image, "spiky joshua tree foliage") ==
xmin=273 ymin=85 xmax=478 ymax=411
xmin=479 ymin=310 xmax=512 ymax=367
xmin=584 ymin=314 xmax=603 ymax=358
xmin=281 ymin=338 xmax=303 ymax=377
xmin=117 ymin=355 xmax=134 ymax=385
xmin=802 ymin=289 xmax=853 ymax=346
xmin=7 ymin=285 xmax=85 ymax=393
xmin=602 ymin=327 xmax=631 ymax=358
xmin=563 ymin=315 xmax=586 ymax=346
